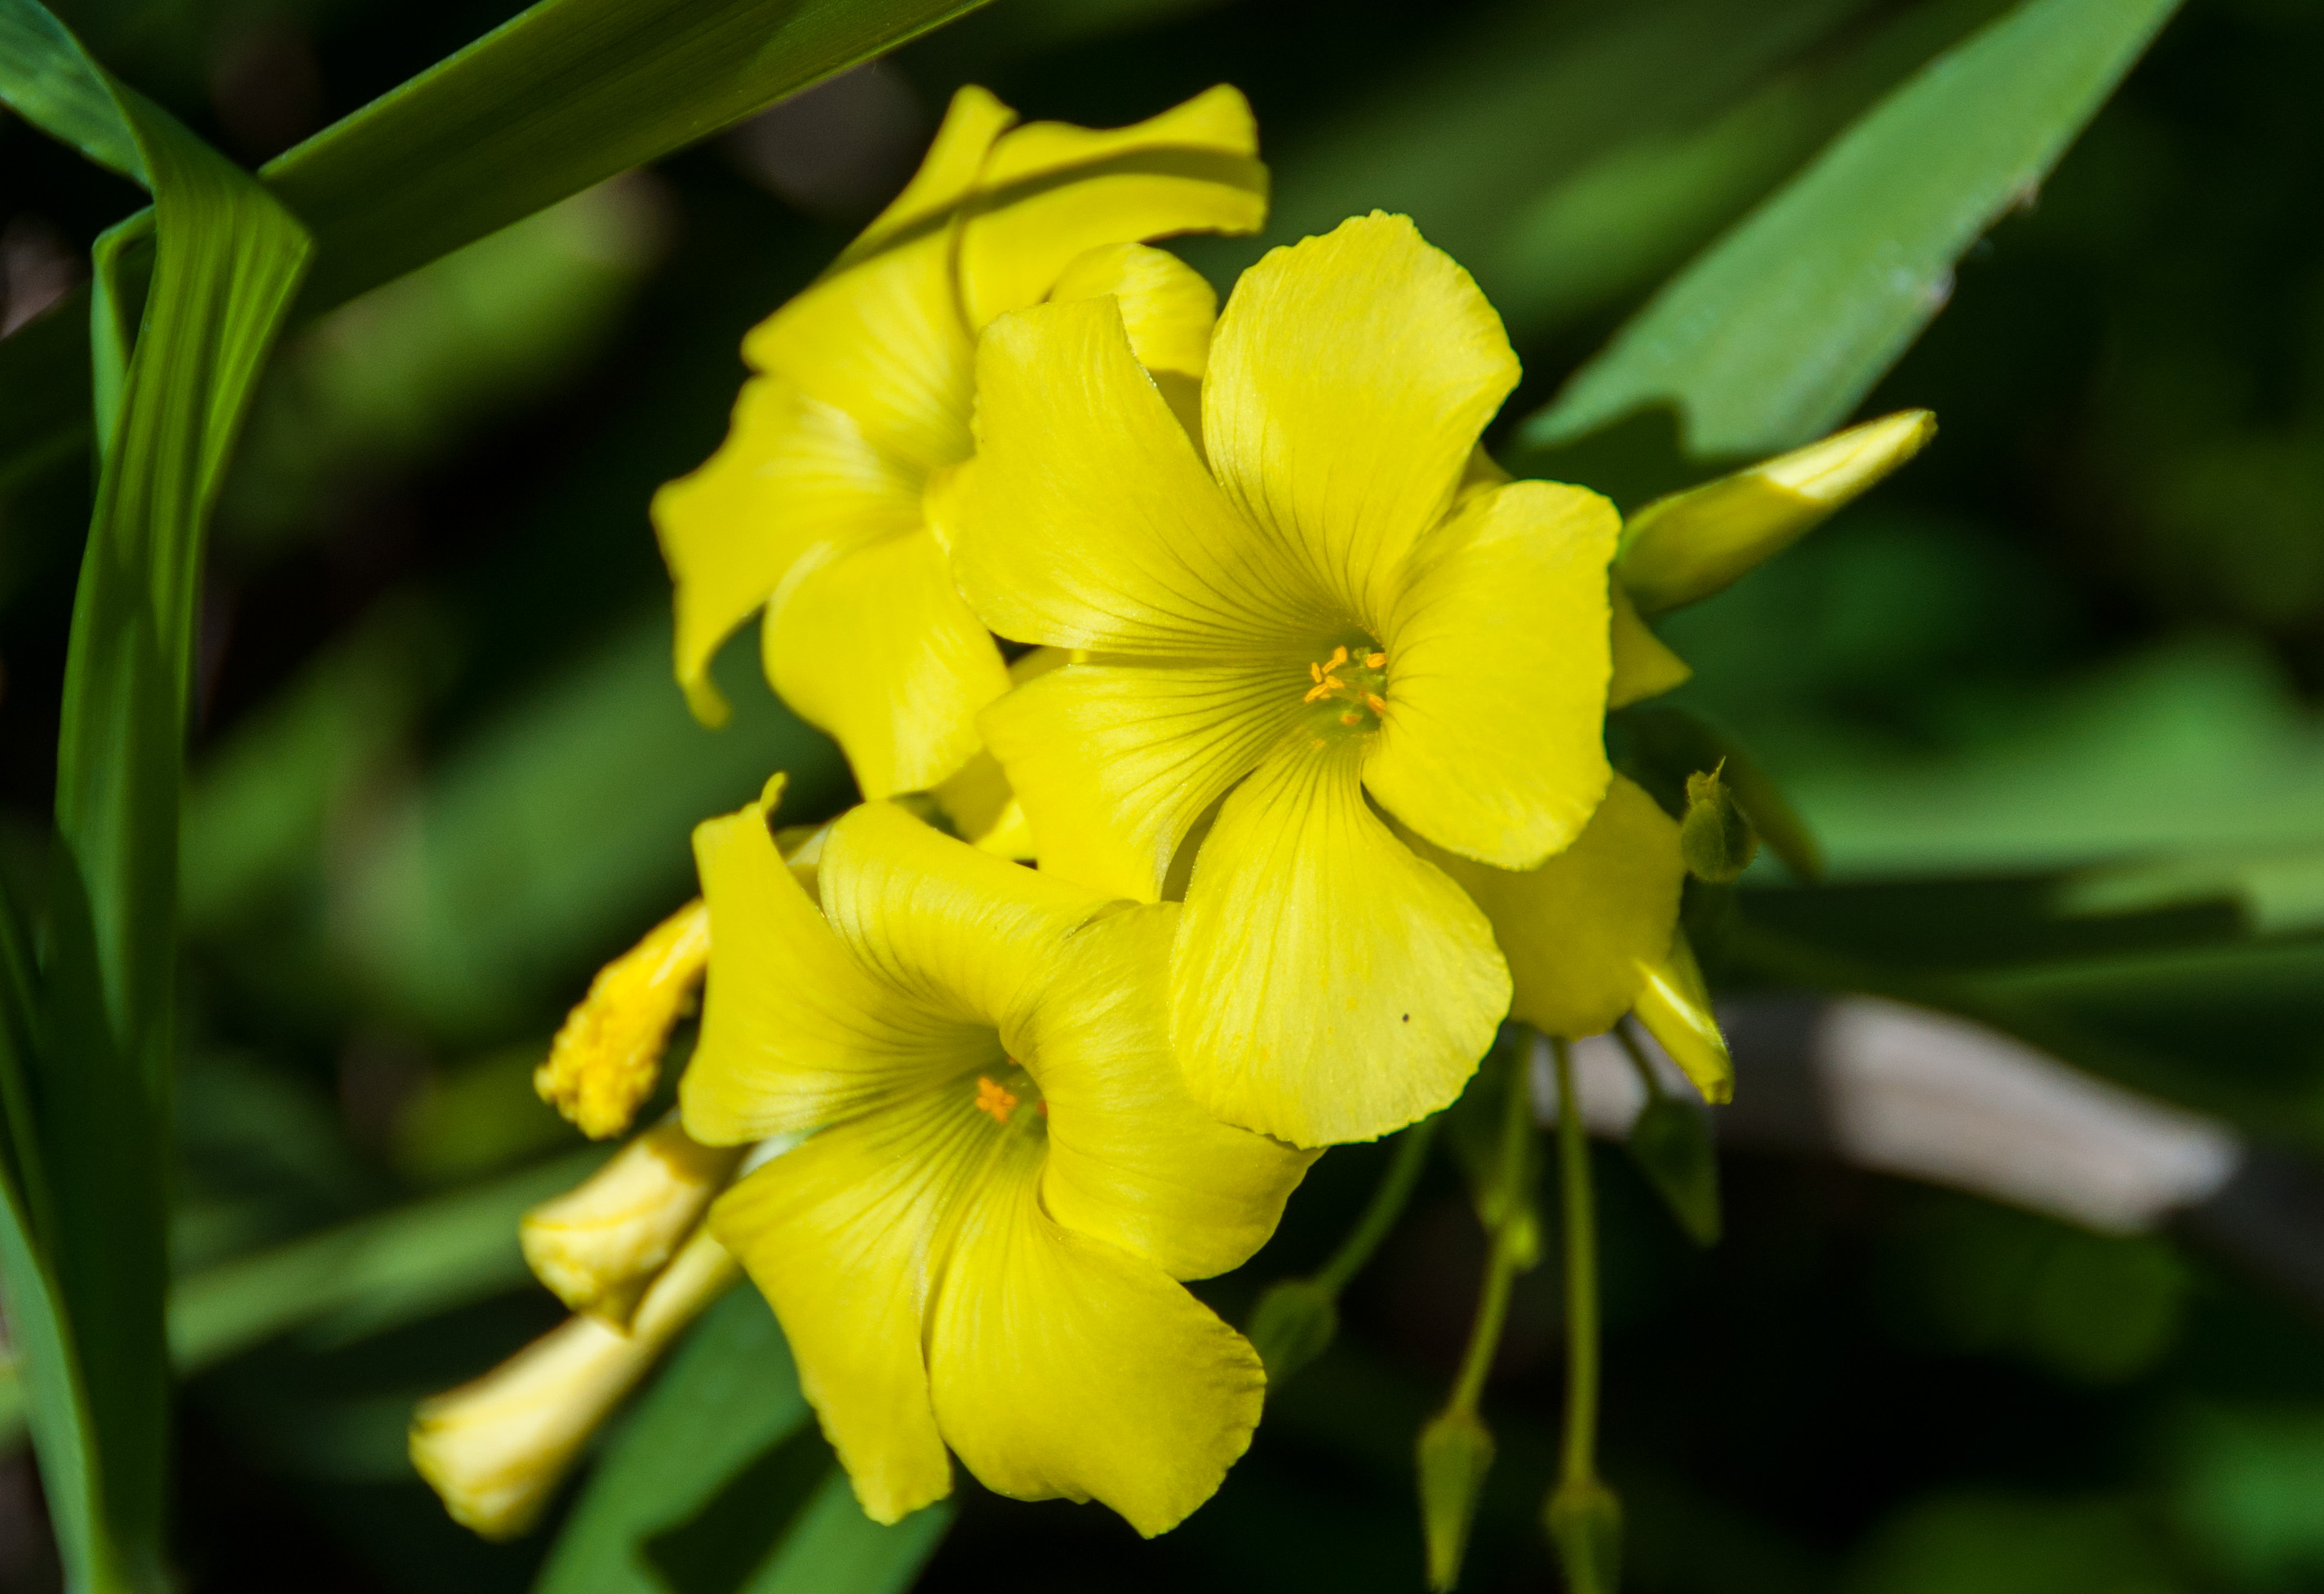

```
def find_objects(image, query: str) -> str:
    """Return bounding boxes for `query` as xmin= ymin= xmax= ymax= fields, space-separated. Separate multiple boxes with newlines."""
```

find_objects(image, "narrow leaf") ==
xmin=1523 ymin=0 xmax=2183 ymax=458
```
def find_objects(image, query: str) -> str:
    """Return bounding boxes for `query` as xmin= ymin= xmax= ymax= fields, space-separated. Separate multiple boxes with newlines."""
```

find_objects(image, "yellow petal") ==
xmin=521 ymin=1117 xmax=743 ymax=1321
xmin=1367 ymin=478 xmax=1616 ymax=870
xmin=978 ymin=656 xmax=1300 ymax=901
xmin=1028 ymin=903 xmax=1317 ymax=1279
xmin=1173 ymin=737 xmax=1510 ymax=1147
xmin=957 ymin=84 xmax=1266 ymax=332
xmin=1203 ymin=213 xmax=1520 ymax=625
xmin=739 ymin=91 xmax=1018 ymax=474
xmin=534 ymin=898 xmax=712 ymax=1140
xmin=764 ymin=529 xmax=1009 ymax=799
xmin=1617 ymin=409 xmax=1937 ymax=613
xmin=653 ymin=379 xmax=922 ymax=726
xmin=410 ymin=1229 xmax=738 ymax=1539
xmin=814 ymin=801 xmax=1115 ymax=1036
xmin=925 ymin=1165 xmax=1264 ymax=1536
xmin=926 ymin=650 xmax=1067 ymax=861
xmin=712 ymin=1101 xmax=962 ymax=1525
xmin=1049 ymin=241 xmax=1217 ymax=445
xmin=683 ymin=796 xmax=986 ymax=1144
xmin=1633 ymin=932 xmax=1733 ymax=1105
xmin=954 ymin=294 xmax=1328 ymax=658
xmin=1608 ymin=579 xmax=1692 ymax=708
xmin=1408 ymin=775 xmax=1683 ymax=1040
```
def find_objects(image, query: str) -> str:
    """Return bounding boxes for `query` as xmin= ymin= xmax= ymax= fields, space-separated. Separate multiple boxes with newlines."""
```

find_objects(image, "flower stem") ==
xmin=1550 ymin=1035 xmax=1600 ymax=1486
xmin=1315 ymin=1115 xmax=1439 ymax=1298
xmin=1609 ymin=1018 xmax=1665 ymax=1105
xmin=1448 ymin=1052 xmax=1536 ymax=1418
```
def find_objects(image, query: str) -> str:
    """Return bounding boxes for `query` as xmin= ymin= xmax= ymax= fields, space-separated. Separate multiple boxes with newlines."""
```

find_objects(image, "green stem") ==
xmin=1315 ymin=1116 xmax=1439 ymax=1298
xmin=1551 ymin=1036 xmax=1601 ymax=1486
xmin=1448 ymin=1050 xmax=1536 ymax=1417
xmin=1609 ymin=1019 xmax=1665 ymax=1104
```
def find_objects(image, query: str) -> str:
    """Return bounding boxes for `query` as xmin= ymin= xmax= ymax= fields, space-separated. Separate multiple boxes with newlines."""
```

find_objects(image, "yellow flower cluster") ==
xmin=416 ymin=83 xmax=1931 ymax=1543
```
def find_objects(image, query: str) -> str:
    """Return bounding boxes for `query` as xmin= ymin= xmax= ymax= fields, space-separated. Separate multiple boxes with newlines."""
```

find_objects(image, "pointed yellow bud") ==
xmin=1617 ymin=409 xmax=1936 ymax=613
xmin=1632 ymin=934 xmax=1732 ymax=1105
xmin=521 ymin=1117 xmax=743 ymax=1322
xmin=1417 ymin=1407 xmax=1496 ymax=1592
xmin=1607 ymin=582 xmax=1692 ymax=709
xmin=534 ymin=898 xmax=712 ymax=1140
xmin=410 ymin=1229 xmax=738 ymax=1539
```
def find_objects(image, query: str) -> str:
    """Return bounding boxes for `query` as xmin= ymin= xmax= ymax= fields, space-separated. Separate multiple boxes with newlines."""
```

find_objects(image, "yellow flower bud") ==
xmin=1417 ymin=1407 xmax=1496 ymax=1592
xmin=534 ymin=897 xmax=712 ymax=1140
xmin=1632 ymin=934 xmax=1733 ymax=1105
xmin=410 ymin=1229 xmax=738 ymax=1539
xmin=1617 ymin=409 xmax=1936 ymax=613
xmin=521 ymin=1117 xmax=743 ymax=1322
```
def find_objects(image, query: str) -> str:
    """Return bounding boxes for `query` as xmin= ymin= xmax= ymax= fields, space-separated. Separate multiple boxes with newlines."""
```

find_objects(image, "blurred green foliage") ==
xmin=8 ymin=0 xmax=2324 ymax=1589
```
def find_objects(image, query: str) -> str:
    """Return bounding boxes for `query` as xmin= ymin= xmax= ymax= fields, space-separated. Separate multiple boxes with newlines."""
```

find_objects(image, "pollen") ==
xmin=1301 ymin=643 xmax=1389 ymax=725
xmin=974 ymin=1076 xmax=1020 ymax=1123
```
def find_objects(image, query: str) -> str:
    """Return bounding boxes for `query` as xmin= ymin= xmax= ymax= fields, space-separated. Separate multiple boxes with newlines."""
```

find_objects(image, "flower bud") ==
xmin=1543 ymin=1477 xmax=1623 ymax=1594
xmin=410 ymin=1229 xmax=738 ymax=1539
xmin=1679 ymin=764 xmax=1757 ymax=883
xmin=534 ymin=897 xmax=713 ymax=1140
xmin=1246 ymin=1279 xmax=1339 ymax=1390
xmin=1631 ymin=935 xmax=1732 ymax=1105
xmin=1417 ymin=1408 xmax=1496 ymax=1592
xmin=1617 ymin=410 xmax=1936 ymax=613
xmin=1625 ymin=1093 xmax=1721 ymax=1246
xmin=521 ymin=1117 xmax=743 ymax=1322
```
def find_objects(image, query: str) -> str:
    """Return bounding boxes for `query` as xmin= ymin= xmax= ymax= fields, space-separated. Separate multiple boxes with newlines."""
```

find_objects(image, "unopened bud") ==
xmin=1247 ymin=1279 xmax=1339 ymax=1390
xmin=521 ymin=1117 xmax=743 ymax=1322
xmin=1617 ymin=410 xmax=1936 ymax=613
xmin=1418 ymin=1408 xmax=1497 ymax=1592
xmin=534 ymin=897 xmax=713 ymax=1140
xmin=1543 ymin=1477 xmax=1623 ymax=1594
xmin=1625 ymin=1094 xmax=1721 ymax=1246
xmin=1631 ymin=936 xmax=1732 ymax=1105
xmin=410 ymin=1229 xmax=738 ymax=1539
xmin=1679 ymin=764 xmax=1756 ymax=883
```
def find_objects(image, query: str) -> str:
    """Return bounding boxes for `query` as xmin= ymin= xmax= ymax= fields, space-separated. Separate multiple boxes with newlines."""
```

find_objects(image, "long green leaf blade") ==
xmin=265 ymin=0 xmax=989 ymax=315
xmin=1521 ymin=0 xmax=2183 ymax=459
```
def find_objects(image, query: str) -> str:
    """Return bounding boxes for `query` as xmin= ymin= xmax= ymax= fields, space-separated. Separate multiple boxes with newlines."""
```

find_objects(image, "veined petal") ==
xmin=1173 ymin=737 xmax=1510 ymax=1147
xmin=957 ymin=84 xmax=1266 ymax=332
xmin=1030 ymin=904 xmax=1317 ymax=1279
xmin=712 ymin=1096 xmax=973 ymax=1525
xmin=978 ymin=656 xmax=1301 ymax=902
xmin=1049 ymin=241 xmax=1217 ymax=445
xmin=814 ymin=802 xmax=1115 ymax=1037
xmin=764 ymin=529 xmax=1009 ymax=799
xmin=1608 ymin=579 xmax=1692 ymax=707
xmin=654 ymin=379 xmax=921 ymax=726
xmin=926 ymin=1168 xmax=1264 ymax=1536
xmin=928 ymin=648 xmax=1068 ymax=860
xmin=1367 ymin=478 xmax=1616 ymax=870
xmin=954 ymin=295 xmax=1328 ymax=658
xmin=1408 ymin=775 xmax=1683 ymax=1040
xmin=684 ymin=797 xmax=993 ymax=1145
xmin=740 ymin=89 xmax=1018 ymax=473
xmin=1203 ymin=213 xmax=1520 ymax=623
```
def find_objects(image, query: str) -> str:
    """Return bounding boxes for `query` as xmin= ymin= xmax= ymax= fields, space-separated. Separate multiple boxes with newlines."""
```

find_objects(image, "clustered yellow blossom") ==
xmin=423 ymin=80 xmax=1934 ymax=1543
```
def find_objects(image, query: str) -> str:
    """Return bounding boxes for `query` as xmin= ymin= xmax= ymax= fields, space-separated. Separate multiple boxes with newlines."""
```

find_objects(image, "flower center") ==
xmin=1302 ymin=644 xmax=1388 ymax=729
xmin=970 ymin=1060 xmax=1045 ymax=1127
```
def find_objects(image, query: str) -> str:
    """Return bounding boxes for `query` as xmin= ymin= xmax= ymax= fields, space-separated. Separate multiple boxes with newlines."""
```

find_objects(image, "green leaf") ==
xmin=1624 ymin=1094 xmax=1722 ymax=1246
xmin=737 ymin=1468 xmax=954 ymax=1594
xmin=1523 ymin=0 xmax=2184 ymax=458
xmin=3 ymin=6 xmax=314 ymax=1584
xmin=264 ymin=0 xmax=991 ymax=316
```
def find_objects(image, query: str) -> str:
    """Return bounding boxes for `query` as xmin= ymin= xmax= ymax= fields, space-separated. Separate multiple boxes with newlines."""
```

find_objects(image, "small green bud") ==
xmin=1625 ymin=1093 xmax=1721 ymax=1246
xmin=1246 ymin=1279 xmax=1339 ymax=1390
xmin=1679 ymin=764 xmax=1757 ymax=883
xmin=1417 ymin=1408 xmax=1497 ymax=1592
xmin=1543 ymin=1477 xmax=1623 ymax=1594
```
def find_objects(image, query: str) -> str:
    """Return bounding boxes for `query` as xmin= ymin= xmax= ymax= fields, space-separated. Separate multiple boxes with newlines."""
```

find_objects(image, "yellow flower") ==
xmin=534 ymin=897 xmax=710 ymax=1140
xmin=679 ymin=795 xmax=1314 ymax=1534
xmin=1408 ymin=775 xmax=1731 ymax=1101
xmin=951 ymin=211 xmax=1618 ymax=1148
xmin=651 ymin=84 xmax=1267 ymax=800
xmin=521 ymin=1115 xmax=743 ymax=1322
xmin=410 ymin=1228 xmax=738 ymax=1539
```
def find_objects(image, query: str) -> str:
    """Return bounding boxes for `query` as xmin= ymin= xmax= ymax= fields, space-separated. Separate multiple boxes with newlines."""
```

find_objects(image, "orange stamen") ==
xmin=974 ymin=1076 xmax=1018 ymax=1123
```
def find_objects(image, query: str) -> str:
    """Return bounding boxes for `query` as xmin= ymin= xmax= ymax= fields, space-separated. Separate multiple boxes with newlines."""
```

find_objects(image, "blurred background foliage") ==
xmin=7 ymin=0 xmax=2324 ymax=1588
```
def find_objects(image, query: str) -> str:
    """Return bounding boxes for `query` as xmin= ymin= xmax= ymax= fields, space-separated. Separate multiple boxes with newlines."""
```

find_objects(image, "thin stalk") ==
xmin=1551 ymin=1036 xmax=1601 ymax=1485
xmin=1609 ymin=1018 xmax=1665 ymax=1105
xmin=1448 ymin=1056 xmax=1535 ymax=1417
xmin=1315 ymin=1116 xmax=1439 ymax=1298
